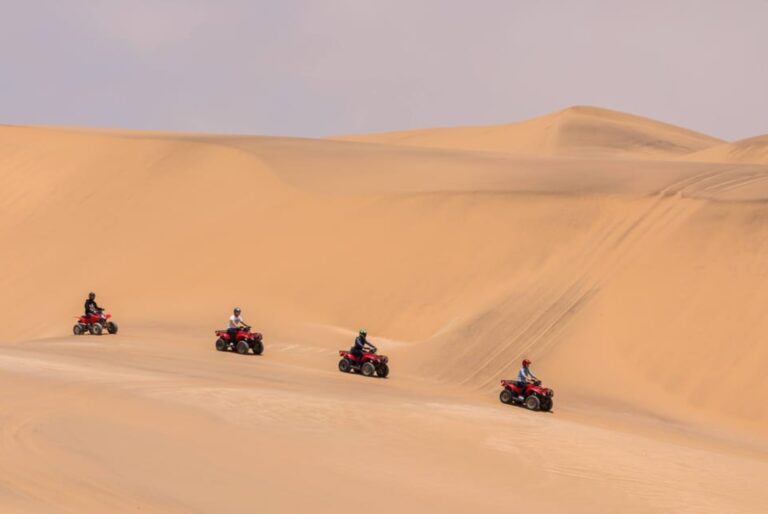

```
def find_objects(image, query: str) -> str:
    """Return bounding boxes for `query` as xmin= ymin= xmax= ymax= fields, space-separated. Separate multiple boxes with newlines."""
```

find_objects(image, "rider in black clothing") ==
xmin=352 ymin=329 xmax=371 ymax=362
xmin=84 ymin=292 xmax=101 ymax=316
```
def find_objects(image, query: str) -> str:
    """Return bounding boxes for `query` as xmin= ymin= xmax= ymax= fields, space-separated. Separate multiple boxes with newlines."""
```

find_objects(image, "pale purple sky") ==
xmin=1 ymin=0 xmax=767 ymax=140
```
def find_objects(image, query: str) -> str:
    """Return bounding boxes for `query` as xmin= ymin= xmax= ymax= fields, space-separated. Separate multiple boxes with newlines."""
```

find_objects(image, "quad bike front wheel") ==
xmin=73 ymin=324 xmax=85 ymax=336
xmin=376 ymin=363 xmax=389 ymax=378
xmin=524 ymin=395 xmax=540 ymax=411
xmin=361 ymin=362 xmax=376 ymax=377
xmin=90 ymin=323 xmax=103 ymax=336
xmin=251 ymin=340 xmax=264 ymax=355
xmin=338 ymin=358 xmax=351 ymax=373
xmin=215 ymin=337 xmax=228 ymax=351
xmin=499 ymin=389 xmax=514 ymax=404
xmin=107 ymin=321 xmax=118 ymax=334
xmin=540 ymin=397 xmax=553 ymax=412
xmin=236 ymin=341 xmax=249 ymax=355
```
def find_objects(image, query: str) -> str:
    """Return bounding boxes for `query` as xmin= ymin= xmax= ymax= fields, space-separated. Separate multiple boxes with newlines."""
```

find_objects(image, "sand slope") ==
xmin=1 ymin=330 xmax=766 ymax=514
xmin=335 ymin=106 xmax=724 ymax=159
xmin=1 ymin=110 xmax=768 ymax=513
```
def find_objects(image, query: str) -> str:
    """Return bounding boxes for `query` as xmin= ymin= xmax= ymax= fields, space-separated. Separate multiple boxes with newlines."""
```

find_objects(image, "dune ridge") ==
xmin=335 ymin=105 xmax=725 ymax=159
xmin=680 ymin=134 xmax=768 ymax=165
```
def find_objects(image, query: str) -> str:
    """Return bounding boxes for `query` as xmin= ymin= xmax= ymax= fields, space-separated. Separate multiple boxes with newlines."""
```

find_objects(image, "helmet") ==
xmin=88 ymin=292 xmax=95 ymax=299
xmin=234 ymin=307 xmax=241 ymax=315
xmin=522 ymin=359 xmax=531 ymax=367
xmin=359 ymin=329 xmax=367 ymax=336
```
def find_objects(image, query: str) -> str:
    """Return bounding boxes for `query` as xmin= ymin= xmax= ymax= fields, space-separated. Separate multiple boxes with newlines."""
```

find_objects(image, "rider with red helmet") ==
xmin=516 ymin=359 xmax=538 ymax=399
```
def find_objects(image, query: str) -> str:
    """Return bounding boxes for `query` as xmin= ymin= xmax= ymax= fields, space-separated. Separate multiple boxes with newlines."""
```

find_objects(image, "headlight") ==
xmin=549 ymin=390 xmax=554 ymax=397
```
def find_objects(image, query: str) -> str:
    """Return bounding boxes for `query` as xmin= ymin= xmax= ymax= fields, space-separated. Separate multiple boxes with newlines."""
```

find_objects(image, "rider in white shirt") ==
xmin=227 ymin=307 xmax=248 ymax=339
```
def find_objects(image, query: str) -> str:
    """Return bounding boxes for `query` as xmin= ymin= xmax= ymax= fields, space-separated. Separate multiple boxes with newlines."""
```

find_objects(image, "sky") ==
xmin=1 ymin=0 xmax=767 ymax=140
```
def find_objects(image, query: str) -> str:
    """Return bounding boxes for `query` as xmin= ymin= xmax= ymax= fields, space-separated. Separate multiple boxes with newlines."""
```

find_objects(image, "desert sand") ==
xmin=1 ymin=107 xmax=767 ymax=513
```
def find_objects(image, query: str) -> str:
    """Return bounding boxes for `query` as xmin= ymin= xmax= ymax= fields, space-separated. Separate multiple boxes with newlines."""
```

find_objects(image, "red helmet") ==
xmin=522 ymin=359 xmax=531 ymax=367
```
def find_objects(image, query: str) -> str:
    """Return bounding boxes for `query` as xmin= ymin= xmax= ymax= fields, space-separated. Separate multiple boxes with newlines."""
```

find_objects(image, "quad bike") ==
xmin=499 ymin=379 xmax=554 ymax=411
xmin=215 ymin=326 xmax=264 ymax=355
xmin=73 ymin=309 xmax=118 ymax=335
xmin=338 ymin=343 xmax=389 ymax=378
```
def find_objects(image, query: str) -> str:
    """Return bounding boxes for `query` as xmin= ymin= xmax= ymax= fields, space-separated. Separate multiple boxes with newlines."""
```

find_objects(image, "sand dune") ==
xmin=680 ymin=134 xmax=768 ymax=165
xmin=335 ymin=105 xmax=724 ymax=159
xmin=2 ymin=109 xmax=768 ymax=513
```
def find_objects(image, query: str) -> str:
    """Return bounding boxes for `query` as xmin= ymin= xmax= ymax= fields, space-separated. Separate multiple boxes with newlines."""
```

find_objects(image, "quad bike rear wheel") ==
xmin=90 ymin=323 xmax=103 ymax=336
xmin=338 ymin=358 xmax=351 ymax=373
xmin=499 ymin=389 xmax=514 ymax=404
xmin=361 ymin=362 xmax=376 ymax=377
xmin=73 ymin=324 xmax=85 ymax=336
xmin=524 ymin=395 xmax=540 ymax=411
xmin=540 ymin=397 xmax=553 ymax=412
xmin=376 ymin=363 xmax=389 ymax=378
xmin=107 ymin=321 xmax=118 ymax=334
xmin=251 ymin=340 xmax=264 ymax=355
xmin=215 ymin=337 xmax=228 ymax=351
xmin=236 ymin=341 xmax=249 ymax=354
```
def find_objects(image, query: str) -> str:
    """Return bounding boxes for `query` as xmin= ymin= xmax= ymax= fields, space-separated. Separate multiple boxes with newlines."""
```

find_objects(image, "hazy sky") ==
xmin=1 ymin=0 xmax=767 ymax=139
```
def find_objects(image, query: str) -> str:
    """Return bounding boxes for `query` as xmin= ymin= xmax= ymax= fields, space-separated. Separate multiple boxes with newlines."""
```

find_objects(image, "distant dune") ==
xmin=335 ymin=105 xmax=724 ymax=159
xmin=2 ymin=108 xmax=768 ymax=513
xmin=680 ymin=134 xmax=768 ymax=165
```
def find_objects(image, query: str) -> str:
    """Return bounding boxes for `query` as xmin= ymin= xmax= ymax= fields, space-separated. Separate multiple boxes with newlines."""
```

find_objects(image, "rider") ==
xmin=516 ymin=359 xmax=538 ymax=399
xmin=228 ymin=307 xmax=248 ymax=341
xmin=351 ymin=329 xmax=370 ymax=362
xmin=84 ymin=292 xmax=101 ymax=317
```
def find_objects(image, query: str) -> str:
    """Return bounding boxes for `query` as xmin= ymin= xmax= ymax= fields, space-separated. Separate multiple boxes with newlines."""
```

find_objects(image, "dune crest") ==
xmin=335 ymin=105 xmax=724 ymax=159
xmin=680 ymin=134 xmax=768 ymax=165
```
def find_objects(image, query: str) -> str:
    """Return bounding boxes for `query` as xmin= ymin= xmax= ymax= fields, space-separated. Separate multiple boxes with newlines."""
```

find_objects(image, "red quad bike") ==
xmin=215 ymin=326 xmax=264 ymax=355
xmin=338 ymin=343 xmax=389 ymax=378
xmin=499 ymin=379 xmax=554 ymax=412
xmin=73 ymin=309 xmax=118 ymax=336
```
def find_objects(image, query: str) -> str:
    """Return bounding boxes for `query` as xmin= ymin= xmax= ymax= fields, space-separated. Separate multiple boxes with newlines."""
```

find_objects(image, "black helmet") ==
xmin=88 ymin=292 xmax=95 ymax=299
xmin=234 ymin=307 xmax=241 ymax=315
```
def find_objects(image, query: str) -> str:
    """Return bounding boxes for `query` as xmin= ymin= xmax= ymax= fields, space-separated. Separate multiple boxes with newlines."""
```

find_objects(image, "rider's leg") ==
xmin=516 ymin=381 xmax=527 ymax=399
